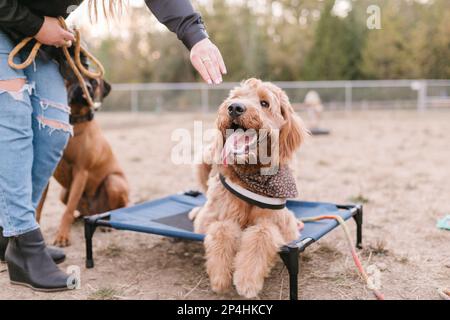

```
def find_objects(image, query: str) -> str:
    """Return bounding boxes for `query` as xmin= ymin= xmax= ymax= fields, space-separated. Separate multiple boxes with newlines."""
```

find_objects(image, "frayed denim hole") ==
xmin=36 ymin=115 xmax=73 ymax=137
xmin=38 ymin=98 xmax=71 ymax=114
xmin=0 ymin=82 xmax=34 ymax=103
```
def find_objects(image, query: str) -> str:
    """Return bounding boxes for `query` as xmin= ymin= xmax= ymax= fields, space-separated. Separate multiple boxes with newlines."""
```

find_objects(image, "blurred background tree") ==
xmin=77 ymin=0 xmax=449 ymax=82
xmin=302 ymin=0 xmax=365 ymax=80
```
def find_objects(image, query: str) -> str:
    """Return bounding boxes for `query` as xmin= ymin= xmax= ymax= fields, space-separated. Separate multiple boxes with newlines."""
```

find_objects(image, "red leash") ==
xmin=299 ymin=215 xmax=385 ymax=300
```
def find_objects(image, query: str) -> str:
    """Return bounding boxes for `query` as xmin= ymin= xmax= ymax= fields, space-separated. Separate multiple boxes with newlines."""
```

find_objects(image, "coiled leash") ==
xmin=7 ymin=17 xmax=105 ymax=109
xmin=299 ymin=215 xmax=385 ymax=300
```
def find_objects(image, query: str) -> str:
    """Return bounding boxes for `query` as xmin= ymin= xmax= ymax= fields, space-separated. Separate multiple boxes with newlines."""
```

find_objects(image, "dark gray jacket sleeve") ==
xmin=0 ymin=0 xmax=44 ymax=36
xmin=144 ymin=0 xmax=208 ymax=50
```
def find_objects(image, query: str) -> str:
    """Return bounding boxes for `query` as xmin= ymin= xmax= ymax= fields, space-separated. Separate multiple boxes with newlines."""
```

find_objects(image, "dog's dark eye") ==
xmin=260 ymin=100 xmax=269 ymax=108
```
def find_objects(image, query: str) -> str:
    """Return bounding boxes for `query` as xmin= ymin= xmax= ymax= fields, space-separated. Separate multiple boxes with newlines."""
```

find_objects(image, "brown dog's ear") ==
xmin=242 ymin=78 xmax=261 ymax=88
xmin=278 ymin=89 xmax=308 ymax=162
xmin=102 ymin=80 xmax=111 ymax=98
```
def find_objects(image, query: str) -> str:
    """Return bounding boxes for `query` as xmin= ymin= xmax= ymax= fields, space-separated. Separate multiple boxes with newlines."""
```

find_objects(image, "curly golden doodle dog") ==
xmin=189 ymin=78 xmax=308 ymax=298
xmin=36 ymin=78 xmax=129 ymax=247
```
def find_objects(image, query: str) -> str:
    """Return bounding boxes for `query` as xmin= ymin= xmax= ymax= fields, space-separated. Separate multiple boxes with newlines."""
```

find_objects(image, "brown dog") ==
xmin=36 ymin=78 xmax=129 ymax=247
xmin=189 ymin=78 xmax=308 ymax=298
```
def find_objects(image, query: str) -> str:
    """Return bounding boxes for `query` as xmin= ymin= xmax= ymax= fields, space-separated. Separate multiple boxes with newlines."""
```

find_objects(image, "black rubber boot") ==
xmin=0 ymin=227 xmax=8 ymax=262
xmin=5 ymin=228 xmax=76 ymax=292
xmin=45 ymin=246 xmax=66 ymax=264
xmin=0 ymin=227 xmax=65 ymax=264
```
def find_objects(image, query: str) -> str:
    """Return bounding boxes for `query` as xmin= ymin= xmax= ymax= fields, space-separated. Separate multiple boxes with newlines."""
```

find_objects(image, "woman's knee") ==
xmin=34 ymin=117 xmax=71 ymax=152
xmin=32 ymin=95 xmax=73 ymax=148
xmin=0 ymin=78 xmax=26 ymax=92
xmin=36 ymin=117 xmax=72 ymax=137
xmin=0 ymin=78 xmax=33 ymax=107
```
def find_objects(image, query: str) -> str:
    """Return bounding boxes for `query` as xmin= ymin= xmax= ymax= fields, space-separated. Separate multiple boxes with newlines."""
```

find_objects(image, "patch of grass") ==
xmin=364 ymin=239 xmax=389 ymax=256
xmin=316 ymin=243 xmax=340 ymax=257
xmin=372 ymin=239 xmax=389 ymax=255
xmin=397 ymin=256 xmax=409 ymax=264
xmin=317 ymin=160 xmax=330 ymax=166
xmin=100 ymin=243 xmax=123 ymax=258
xmin=348 ymin=194 xmax=370 ymax=204
xmin=393 ymin=252 xmax=409 ymax=264
xmin=88 ymin=287 xmax=119 ymax=300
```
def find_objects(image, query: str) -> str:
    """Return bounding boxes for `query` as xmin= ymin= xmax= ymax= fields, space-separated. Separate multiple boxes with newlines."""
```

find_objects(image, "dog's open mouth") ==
xmin=230 ymin=122 xmax=245 ymax=131
xmin=222 ymin=129 xmax=258 ymax=166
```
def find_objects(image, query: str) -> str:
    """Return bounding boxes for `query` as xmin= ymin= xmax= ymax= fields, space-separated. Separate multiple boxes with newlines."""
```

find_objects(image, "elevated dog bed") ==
xmin=84 ymin=191 xmax=362 ymax=300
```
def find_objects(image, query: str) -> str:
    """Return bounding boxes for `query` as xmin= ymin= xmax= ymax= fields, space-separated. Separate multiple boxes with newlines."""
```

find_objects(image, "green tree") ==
xmin=411 ymin=0 xmax=450 ymax=79
xmin=302 ymin=0 xmax=365 ymax=80
xmin=82 ymin=0 xmax=449 ymax=82
xmin=359 ymin=0 xmax=450 ymax=79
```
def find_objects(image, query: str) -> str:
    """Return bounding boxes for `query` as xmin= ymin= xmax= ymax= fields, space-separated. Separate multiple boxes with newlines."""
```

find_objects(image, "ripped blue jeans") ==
xmin=0 ymin=30 xmax=72 ymax=237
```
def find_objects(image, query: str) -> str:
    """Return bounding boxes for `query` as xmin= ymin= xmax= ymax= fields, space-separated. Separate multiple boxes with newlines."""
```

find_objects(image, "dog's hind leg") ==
xmin=233 ymin=220 xmax=285 ymax=298
xmin=191 ymin=203 xmax=219 ymax=234
xmin=104 ymin=173 xmax=129 ymax=210
xmin=60 ymin=187 xmax=69 ymax=205
xmin=205 ymin=220 xmax=241 ymax=294
xmin=35 ymin=183 xmax=49 ymax=223
xmin=188 ymin=206 xmax=201 ymax=221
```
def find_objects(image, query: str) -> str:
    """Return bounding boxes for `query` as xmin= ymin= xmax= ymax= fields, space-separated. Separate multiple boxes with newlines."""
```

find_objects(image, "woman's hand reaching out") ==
xmin=190 ymin=38 xmax=227 ymax=85
xmin=34 ymin=16 xmax=75 ymax=47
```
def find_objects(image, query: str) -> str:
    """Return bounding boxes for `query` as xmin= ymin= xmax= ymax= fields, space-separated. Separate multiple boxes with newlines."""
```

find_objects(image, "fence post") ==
xmin=417 ymin=80 xmax=427 ymax=112
xmin=131 ymin=88 xmax=139 ymax=113
xmin=345 ymin=82 xmax=352 ymax=111
xmin=201 ymin=85 xmax=209 ymax=113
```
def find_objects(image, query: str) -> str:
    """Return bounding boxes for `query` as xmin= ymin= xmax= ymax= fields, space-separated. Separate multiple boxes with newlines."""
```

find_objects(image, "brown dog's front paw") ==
xmin=297 ymin=220 xmax=304 ymax=231
xmin=188 ymin=207 xmax=200 ymax=221
xmin=210 ymin=276 xmax=232 ymax=294
xmin=233 ymin=270 xmax=263 ymax=298
xmin=53 ymin=232 xmax=71 ymax=247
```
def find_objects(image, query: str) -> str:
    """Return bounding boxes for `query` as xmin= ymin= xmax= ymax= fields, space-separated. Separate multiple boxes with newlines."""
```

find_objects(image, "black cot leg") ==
xmin=279 ymin=245 xmax=300 ymax=300
xmin=84 ymin=219 xmax=97 ymax=268
xmin=353 ymin=205 xmax=363 ymax=249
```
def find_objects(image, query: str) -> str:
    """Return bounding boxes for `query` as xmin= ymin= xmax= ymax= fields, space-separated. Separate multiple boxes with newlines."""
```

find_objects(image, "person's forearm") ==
xmin=144 ymin=0 xmax=208 ymax=50
xmin=0 ymin=0 xmax=44 ymax=36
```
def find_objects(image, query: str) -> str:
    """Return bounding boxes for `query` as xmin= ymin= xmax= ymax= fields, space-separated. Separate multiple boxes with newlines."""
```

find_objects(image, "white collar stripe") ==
xmin=219 ymin=174 xmax=287 ymax=209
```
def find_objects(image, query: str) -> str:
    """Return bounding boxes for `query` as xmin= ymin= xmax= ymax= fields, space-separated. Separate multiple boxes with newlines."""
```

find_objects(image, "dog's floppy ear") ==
xmin=242 ymin=78 xmax=261 ymax=88
xmin=102 ymin=80 xmax=111 ymax=98
xmin=278 ymin=89 xmax=308 ymax=162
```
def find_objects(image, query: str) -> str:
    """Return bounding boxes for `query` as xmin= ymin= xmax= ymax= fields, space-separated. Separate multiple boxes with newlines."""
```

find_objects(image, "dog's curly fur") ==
xmin=190 ymin=78 xmax=308 ymax=298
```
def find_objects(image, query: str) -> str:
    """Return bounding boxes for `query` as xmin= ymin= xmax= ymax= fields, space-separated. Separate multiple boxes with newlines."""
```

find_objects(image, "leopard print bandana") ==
xmin=231 ymin=165 xmax=298 ymax=199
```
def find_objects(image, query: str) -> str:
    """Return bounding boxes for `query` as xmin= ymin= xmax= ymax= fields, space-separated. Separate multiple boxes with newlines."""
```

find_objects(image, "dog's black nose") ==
xmin=228 ymin=103 xmax=246 ymax=118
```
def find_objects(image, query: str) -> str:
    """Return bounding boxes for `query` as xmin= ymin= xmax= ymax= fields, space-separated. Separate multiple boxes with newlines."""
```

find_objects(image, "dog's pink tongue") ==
xmin=222 ymin=131 xmax=257 ymax=165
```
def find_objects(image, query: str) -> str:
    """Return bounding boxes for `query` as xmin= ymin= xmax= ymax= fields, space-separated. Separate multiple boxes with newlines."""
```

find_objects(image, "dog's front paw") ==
xmin=188 ymin=207 xmax=201 ymax=221
xmin=210 ymin=275 xmax=232 ymax=294
xmin=297 ymin=220 xmax=304 ymax=231
xmin=53 ymin=231 xmax=71 ymax=247
xmin=233 ymin=269 xmax=263 ymax=298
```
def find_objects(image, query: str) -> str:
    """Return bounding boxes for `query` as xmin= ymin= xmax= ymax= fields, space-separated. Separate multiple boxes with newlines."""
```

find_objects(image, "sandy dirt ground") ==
xmin=1 ymin=110 xmax=449 ymax=300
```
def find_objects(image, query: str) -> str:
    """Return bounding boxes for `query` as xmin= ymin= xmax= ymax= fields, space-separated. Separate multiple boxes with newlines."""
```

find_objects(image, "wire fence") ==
xmin=101 ymin=80 xmax=450 ymax=113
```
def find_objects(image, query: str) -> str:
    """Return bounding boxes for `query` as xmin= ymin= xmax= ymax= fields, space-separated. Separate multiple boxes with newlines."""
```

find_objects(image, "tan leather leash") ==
xmin=7 ymin=17 xmax=105 ymax=108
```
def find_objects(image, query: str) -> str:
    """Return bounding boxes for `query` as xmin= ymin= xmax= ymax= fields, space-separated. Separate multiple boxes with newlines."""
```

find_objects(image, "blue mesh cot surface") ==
xmin=106 ymin=193 xmax=353 ymax=243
